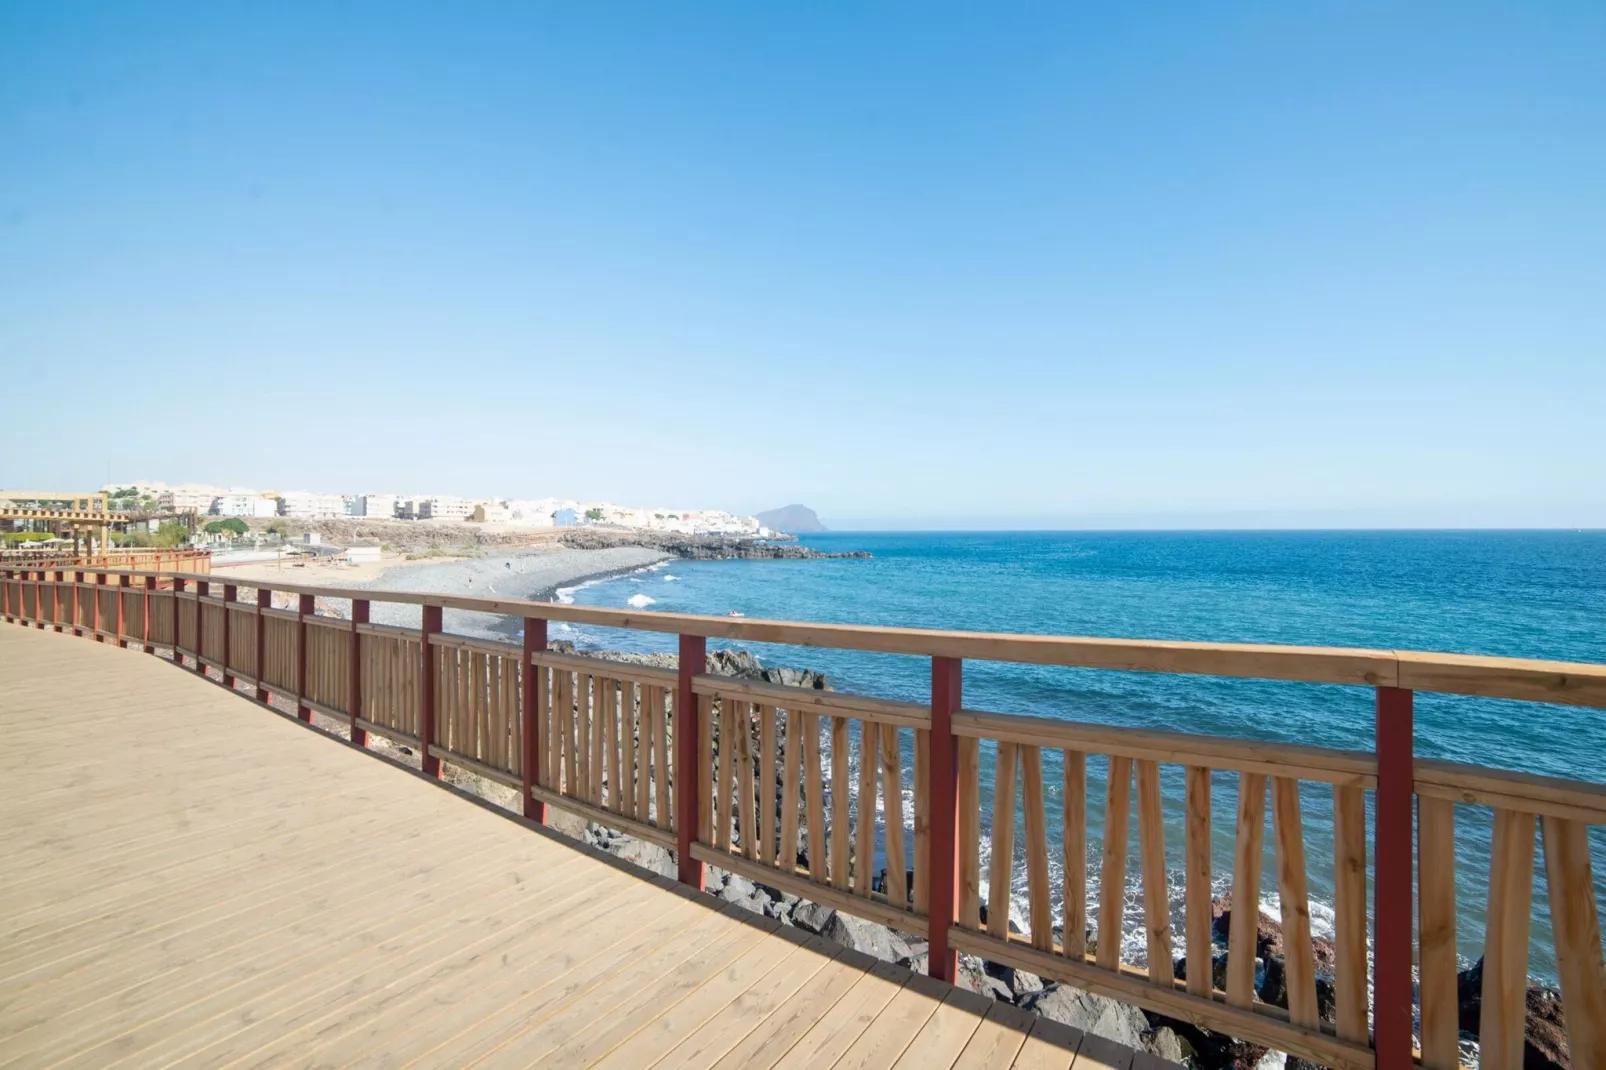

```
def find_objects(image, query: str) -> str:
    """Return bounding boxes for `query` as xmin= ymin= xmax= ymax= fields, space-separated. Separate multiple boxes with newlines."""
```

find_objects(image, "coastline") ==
xmin=346 ymin=545 xmax=672 ymax=639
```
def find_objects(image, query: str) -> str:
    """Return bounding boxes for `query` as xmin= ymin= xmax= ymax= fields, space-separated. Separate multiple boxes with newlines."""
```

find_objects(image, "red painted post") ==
xmin=92 ymin=572 xmax=104 ymax=641
xmin=522 ymin=617 xmax=548 ymax=822
xmin=55 ymin=570 xmax=67 ymax=631
xmin=675 ymin=633 xmax=707 ymax=890
xmin=220 ymin=583 xmax=237 ymax=687
xmin=171 ymin=576 xmax=185 ymax=660
xmin=419 ymin=604 xmax=443 ymax=776
xmin=117 ymin=574 xmax=130 ymax=647
xmin=73 ymin=570 xmax=84 ymax=635
xmin=143 ymin=575 xmax=156 ymax=652
xmin=1374 ymin=686 xmax=1415 ymax=1070
xmin=295 ymin=592 xmax=315 ymax=721
xmin=194 ymin=579 xmax=209 ymax=674
xmin=254 ymin=588 xmax=271 ymax=700
xmin=928 ymin=656 xmax=963 ymax=983
xmin=350 ymin=599 xmax=369 ymax=746
xmin=1 ymin=568 xmax=9 ymax=621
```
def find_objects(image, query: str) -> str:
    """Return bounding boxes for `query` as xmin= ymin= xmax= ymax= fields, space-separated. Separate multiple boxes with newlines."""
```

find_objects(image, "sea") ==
xmin=552 ymin=530 xmax=1606 ymax=981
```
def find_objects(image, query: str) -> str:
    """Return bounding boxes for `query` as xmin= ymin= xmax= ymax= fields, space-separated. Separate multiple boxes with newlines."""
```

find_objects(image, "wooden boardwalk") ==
xmin=0 ymin=625 xmax=1144 ymax=1069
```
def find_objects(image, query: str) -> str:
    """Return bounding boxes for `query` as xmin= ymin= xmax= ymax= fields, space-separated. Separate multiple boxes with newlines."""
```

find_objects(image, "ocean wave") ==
xmin=627 ymin=593 xmax=656 ymax=608
xmin=663 ymin=575 xmax=679 ymax=582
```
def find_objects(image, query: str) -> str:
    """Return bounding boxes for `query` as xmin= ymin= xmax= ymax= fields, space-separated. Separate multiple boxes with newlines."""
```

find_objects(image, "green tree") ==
xmin=585 ymin=507 xmax=604 ymax=521
xmin=204 ymin=518 xmax=249 ymax=537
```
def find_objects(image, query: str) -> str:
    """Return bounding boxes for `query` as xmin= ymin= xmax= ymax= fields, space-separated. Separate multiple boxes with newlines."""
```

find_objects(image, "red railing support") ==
xmin=295 ymin=592 xmax=314 ymax=720
xmin=522 ymin=617 xmax=548 ymax=822
xmin=117 ymin=574 xmax=130 ymax=647
xmin=194 ymin=579 xmax=210 ymax=673
xmin=56 ymin=570 xmax=67 ymax=631
xmin=221 ymin=584 xmax=237 ymax=686
xmin=350 ymin=599 xmax=369 ymax=746
xmin=72 ymin=569 xmax=85 ymax=635
xmin=92 ymin=572 xmax=104 ymax=641
xmin=1 ymin=568 xmax=9 ymax=620
xmin=254 ymin=588 xmax=270 ymax=699
xmin=676 ymin=633 xmax=707 ymax=890
xmin=928 ymin=655 xmax=963 ymax=983
xmin=143 ymin=575 xmax=156 ymax=651
xmin=419 ymin=604 xmax=442 ymax=776
xmin=1374 ymin=686 xmax=1415 ymax=1070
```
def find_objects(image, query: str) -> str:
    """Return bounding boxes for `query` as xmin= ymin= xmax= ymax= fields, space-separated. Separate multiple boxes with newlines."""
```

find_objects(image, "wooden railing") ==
xmin=3 ymin=565 xmax=1604 ymax=1070
xmin=0 ymin=547 xmax=211 ymax=572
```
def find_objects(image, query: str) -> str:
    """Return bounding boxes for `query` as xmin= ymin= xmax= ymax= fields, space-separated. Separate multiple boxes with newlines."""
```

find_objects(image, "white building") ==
xmin=419 ymin=496 xmax=474 ymax=521
xmin=215 ymin=494 xmax=278 ymax=518
xmin=157 ymin=484 xmax=225 ymax=514
xmin=471 ymin=502 xmax=512 ymax=523
xmin=360 ymin=493 xmax=398 ymax=520
xmin=276 ymin=491 xmax=346 ymax=519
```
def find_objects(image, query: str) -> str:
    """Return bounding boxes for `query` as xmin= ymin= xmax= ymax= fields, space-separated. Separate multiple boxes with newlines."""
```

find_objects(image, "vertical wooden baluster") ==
xmin=1225 ymin=771 xmax=1267 ymax=1006
xmin=716 ymin=697 xmax=735 ymax=851
xmin=1137 ymin=758 xmax=1174 ymax=986
xmin=1063 ymin=749 xmax=1088 ymax=959
xmin=1416 ymin=794 xmax=1457 ymax=1066
xmin=1541 ymin=815 xmax=1606 ymax=1070
xmin=603 ymin=676 xmax=619 ymax=811
xmin=1021 ymin=745 xmax=1052 ymax=951
xmin=988 ymin=741 xmax=1019 ymax=940
xmin=1481 ymin=809 xmax=1536 ymax=1070
xmin=912 ymin=727 xmax=930 ymax=915
xmin=594 ymin=677 xmax=610 ymax=808
xmin=698 ymin=692 xmax=714 ymax=842
xmin=630 ymin=683 xmax=646 ymax=821
xmin=654 ymin=687 xmax=671 ymax=827
xmin=958 ymin=735 xmax=982 ymax=930
xmin=830 ymin=715 xmax=850 ymax=889
xmin=1271 ymin=777 xmax=1317 ymax=1026
xmin=1185 ymin=766 xmax=1213 ymax=995
xmin=854 ymin=719 xmax=877 ymax=896
xmin=882 ymin=723 xmax=907 ymax=910
xmin=780 ymin=708 xmax=801 ymax=870
xmin=563 ymin=670 xmax=578 ymax=796
xmin=1097 ymin=755 xmax=1134 ymax=971
xmin=738 ymin=701 xmax=757 ymax=860
xmin=759 ymin=704 xmax=777 ymax=864
xmin=804 ymin=712 xmax=826 ymax=882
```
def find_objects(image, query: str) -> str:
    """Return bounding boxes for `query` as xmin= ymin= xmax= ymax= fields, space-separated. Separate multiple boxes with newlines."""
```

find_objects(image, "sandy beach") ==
xmin=212 ymin=544 xmax=671 ymax=640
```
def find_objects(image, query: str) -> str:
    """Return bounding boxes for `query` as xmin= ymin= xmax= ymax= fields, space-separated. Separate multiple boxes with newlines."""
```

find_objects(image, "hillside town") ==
xmin=99 ymin=481 xmax=776 ymax=537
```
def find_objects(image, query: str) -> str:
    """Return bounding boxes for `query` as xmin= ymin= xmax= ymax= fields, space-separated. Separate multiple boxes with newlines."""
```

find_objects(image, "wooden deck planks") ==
xmin=0 ymin=624 xmax=1126 ymax=1070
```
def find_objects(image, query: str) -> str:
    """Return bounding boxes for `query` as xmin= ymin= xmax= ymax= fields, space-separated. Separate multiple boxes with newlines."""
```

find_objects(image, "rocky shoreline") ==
xmin=555 ymin=527 xmax=871 ymax=560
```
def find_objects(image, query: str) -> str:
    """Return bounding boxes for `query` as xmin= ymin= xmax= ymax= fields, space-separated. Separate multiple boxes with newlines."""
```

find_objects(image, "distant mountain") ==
xmin=755 ymin=504 xmax=828 ymax=534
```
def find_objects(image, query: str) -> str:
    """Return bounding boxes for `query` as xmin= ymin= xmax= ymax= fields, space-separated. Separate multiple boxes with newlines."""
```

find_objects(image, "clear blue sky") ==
xmin=2 ymin=2 xmax=1602 ymax=528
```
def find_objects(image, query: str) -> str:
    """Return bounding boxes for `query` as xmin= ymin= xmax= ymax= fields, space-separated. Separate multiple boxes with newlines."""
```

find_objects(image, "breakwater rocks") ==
xmin=549 ymin=642 xmax=831 ymax=691
xmin=555 ymin=528 xmax=871 ymax=561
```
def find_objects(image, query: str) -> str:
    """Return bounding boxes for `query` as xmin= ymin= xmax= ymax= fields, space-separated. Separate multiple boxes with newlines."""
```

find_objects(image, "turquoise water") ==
xmin=560 ymin=531 xmax=1606 ymax=978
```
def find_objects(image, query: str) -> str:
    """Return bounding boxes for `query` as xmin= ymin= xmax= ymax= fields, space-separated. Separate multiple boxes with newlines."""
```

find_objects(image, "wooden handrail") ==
xmin=21 ymin=566 xmax=1606 ymax=706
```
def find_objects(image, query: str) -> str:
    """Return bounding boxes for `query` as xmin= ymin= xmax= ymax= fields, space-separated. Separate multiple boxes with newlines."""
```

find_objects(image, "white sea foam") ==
xmin=627 ymin=593 xmax=656 ymax=608
xmin=663 ymin=575 xmax=679 ymax=582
